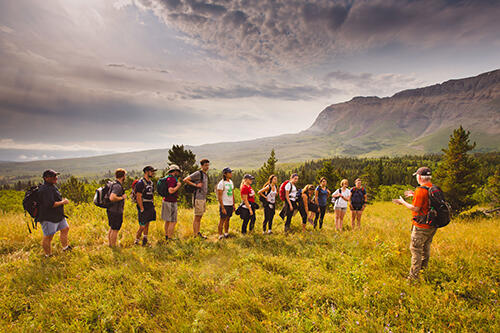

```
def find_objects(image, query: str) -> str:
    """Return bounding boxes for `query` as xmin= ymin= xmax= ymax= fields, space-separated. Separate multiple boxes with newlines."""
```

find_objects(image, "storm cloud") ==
xmin=132 ymin=0 xmax=500 ymax=69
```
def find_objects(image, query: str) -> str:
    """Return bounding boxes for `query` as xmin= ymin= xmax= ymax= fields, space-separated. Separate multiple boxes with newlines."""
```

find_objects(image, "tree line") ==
xmin=2 ymin=127 xmax=498 ymax=213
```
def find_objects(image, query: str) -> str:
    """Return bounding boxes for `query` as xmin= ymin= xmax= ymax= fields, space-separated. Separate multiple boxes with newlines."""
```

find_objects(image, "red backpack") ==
xmin=130 ymin=179 xmax=140 ymax=203
xmin=279 ymin=180 xmax=290 ymax=201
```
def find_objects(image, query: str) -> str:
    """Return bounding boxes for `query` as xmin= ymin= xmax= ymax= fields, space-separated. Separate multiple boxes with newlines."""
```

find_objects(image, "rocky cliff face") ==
xmin=309 ymin=69 xmax=500 ymax=142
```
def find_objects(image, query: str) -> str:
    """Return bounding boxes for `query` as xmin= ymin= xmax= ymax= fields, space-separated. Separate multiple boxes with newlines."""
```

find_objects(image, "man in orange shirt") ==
xmin=393 ymin=167 xmax=437 ymax=281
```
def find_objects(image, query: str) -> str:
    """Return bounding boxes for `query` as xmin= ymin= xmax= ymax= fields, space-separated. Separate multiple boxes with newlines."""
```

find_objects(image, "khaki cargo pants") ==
xmin=409 ymin=225 xmax=437 ymax=280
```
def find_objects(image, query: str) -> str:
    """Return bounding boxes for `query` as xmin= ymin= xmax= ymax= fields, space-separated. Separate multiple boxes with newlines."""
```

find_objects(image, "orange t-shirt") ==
xmin=411 ymin=182 xmax=432 ymax=229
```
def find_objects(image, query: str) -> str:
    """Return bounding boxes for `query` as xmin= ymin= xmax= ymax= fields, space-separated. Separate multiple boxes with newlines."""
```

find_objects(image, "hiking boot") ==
xmin=142 ymin=237 xmax=148 ymax=246
xmin=267 ymin=230 xmax=273 ymax=234
xmin=197 ymin=232 xmax=207 ymax=239
xmin=218 ymin=235 xmax=224 ymax=241
xmin=224 ymin=233 xmax=229 ymax=238
xmin=134 ymin=239 xmax=140 ymax=245
xmin=62 ymin=245 xmax=73 ymax=252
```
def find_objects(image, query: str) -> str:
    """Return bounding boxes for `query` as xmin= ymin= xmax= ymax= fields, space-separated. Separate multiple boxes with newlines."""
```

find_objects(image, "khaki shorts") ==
xmin=193 ymin=199 xmax=206 ymax=216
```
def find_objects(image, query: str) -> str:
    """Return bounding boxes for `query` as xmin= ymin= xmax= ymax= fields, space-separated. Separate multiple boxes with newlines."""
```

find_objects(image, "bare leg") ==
xmin=109 ymin=229 xmax=119 ymax=246
xmin=60 ymin=227 xmax=69 ymax=248
xmin=351 ymin=211 xmax=356 ymax=229
xmin=167 ymin=222 xmax=176 ymax=238
xmin=193 ymin=215 xmax=202 ymax=235
xmin=136 ymin=225 xmax=145 ymax=240
xmin=42 ymin=234 xmax=54 ymax=255
xmin=224 ymin=218 xmax=230 ymax=234
xmin=218 ymin=218 xmax=224 ymax=236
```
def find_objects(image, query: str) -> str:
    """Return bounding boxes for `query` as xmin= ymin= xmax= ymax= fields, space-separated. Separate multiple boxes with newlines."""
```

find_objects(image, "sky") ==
xmin=0 ymin=0 xmax=499 ymax=161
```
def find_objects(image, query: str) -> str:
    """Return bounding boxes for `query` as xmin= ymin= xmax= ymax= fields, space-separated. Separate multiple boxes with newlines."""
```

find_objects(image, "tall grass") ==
xmin=0 ymin=199 xmax=498 ymax=332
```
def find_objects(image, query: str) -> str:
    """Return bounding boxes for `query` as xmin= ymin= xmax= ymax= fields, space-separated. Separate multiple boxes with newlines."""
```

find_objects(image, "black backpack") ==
xmin=93 ymin=181 xmax=114 ymax=208
xmin=351 ymin=187 xmax=366 ymax=205
xmin=23 ymin=185 xmax=41 ymax=233
xmin=415 ymin=185 xmax=451 ymax=228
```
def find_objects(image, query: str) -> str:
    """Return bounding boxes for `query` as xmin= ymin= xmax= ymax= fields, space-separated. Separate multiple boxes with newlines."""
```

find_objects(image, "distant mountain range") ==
xmin=1 ymin=69 xmax=499 ymax=178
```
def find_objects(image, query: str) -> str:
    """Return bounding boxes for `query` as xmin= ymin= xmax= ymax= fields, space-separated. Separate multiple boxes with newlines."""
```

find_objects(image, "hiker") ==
xmin=279 ymin=173 xmax=299 ymax=233
xmin=107 ymin=168 xmax=127 ymax=247
xmin=314 ymin=177 xmax=330 ymax=229
xmin=217 ymin=167 xmax=235 ymax=240
xmin=332 ymin=179 xmax=351 ymax=232
xmin=393 ymin=167 xmax=438 ymax=281
xmin=38 ymin=169 xmax=72 ymax=256
xmin=258 ymin=174 xmax=278 ymax=234
xmin=184 ymin=159 xmax=210 ymax=239
xmin=135 ymin=166 xmax=157 ymax=246
xmin=350 ymin=178 xmax=367 ymax=230
xmin=161 ymin=164 xmax=182 ymax=241
xmin=239 ymin=174 xmax=257 ymax=234
xmin=298 ymin=184 xmax=318 ymax=232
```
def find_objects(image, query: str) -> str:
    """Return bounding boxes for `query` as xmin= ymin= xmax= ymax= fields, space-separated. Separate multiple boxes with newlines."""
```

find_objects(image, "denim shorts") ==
xmin=41 ymin=218 xmax=69 ymax=236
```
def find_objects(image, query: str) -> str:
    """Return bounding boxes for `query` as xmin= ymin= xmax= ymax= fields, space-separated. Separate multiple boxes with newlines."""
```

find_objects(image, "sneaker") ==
xmin=134 ymin=239 xmax=140 ymax=245
xmin=62 ymin=245 xmax=73 ymax=252
xmin=263 ymin=231 xmax=267 ymax=235
xmin=224 ymin=233 xmax=229 ymax=238
xmin=218 ymin=235 xmax=224 ymax=240
xmin=142 ymin=237 xmax=148 ymax=246
xmin=267 ymin=230 xmax=273 ymax=234
xmin=197 ymin=232 xmax=207 ymax=239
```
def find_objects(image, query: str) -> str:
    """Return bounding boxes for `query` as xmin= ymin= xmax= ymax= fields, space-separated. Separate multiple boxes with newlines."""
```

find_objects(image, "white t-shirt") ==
xmin=217 ymin=180 xmax=234 ymax=206
xmin=263 ymin=184 xmax=277 ymax=204
xmin=285 ymin=182 xmax=298 ymax=201
xmin=332 ymin=188 xmax=351 ymax=208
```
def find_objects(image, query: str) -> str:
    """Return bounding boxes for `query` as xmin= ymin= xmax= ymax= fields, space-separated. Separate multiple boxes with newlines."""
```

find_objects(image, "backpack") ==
xmin=130 ymin=179 xmax=140 ymax=203
xmin=332 ymin=188 xmax=341 ymax=204
xmin=185 ymin=171 xmax=204 ymax=197
xmin=93 ymin=181 xmax=114 ymax=208
xmin=23 ymin=185 xmax=41 ymax=233
xmin=415 ymin=185 xmax=451 ymax=228
xmin=259 ymin=184 xmax=271 ymax=205
xmin=157 ymin=175 xmax=175 ymax=197
xmin=351 ymin=187 xmax=366 ymax=205
xmin=279 ymin=180 xmax=290 ymax=201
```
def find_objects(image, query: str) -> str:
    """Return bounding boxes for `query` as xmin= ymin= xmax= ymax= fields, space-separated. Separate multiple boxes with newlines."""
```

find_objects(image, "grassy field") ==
xmin=0 ymin=200 xmax=498 ymax=332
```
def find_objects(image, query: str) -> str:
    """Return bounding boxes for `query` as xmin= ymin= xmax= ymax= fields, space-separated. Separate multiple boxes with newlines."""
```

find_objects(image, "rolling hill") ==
xmin=1 ymin=69 xmax=499 ymax=178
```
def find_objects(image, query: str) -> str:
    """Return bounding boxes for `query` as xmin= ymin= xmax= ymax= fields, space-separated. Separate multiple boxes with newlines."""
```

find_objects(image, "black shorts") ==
xmin=107 ymin=211 xmax=123 ymax=230
xmin=137 ymin=203 xmax=156 ymax=226
xmin=220 ymin=205 xmax=234 ymax=218
xmin=351 ymin=203 xmax=364 ymax=211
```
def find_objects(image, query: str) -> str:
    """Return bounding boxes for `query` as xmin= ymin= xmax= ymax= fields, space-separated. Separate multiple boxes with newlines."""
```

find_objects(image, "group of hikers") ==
xmin=31 ymin=159 xmax=449 ymax=281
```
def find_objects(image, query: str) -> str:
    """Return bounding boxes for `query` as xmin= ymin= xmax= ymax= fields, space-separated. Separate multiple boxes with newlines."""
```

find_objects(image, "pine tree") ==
xmin=317 ymin=161 xmax=340 ymax=190
xmin=167 ymin=145 xmax=197 ymax=177
xmin=257 ymin=149 xmax=278 ymax=187
xmin=167 ymin=145 xmax=198 ymax=207
xmin=435 ymin=126 xmax=478 ymax=213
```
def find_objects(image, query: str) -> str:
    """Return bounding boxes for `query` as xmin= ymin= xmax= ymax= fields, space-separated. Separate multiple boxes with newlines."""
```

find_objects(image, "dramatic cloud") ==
xmin=130 ymin=0 xmax=500 ymax=69
xmin=177 ymin=83 xmax=342 ymax=100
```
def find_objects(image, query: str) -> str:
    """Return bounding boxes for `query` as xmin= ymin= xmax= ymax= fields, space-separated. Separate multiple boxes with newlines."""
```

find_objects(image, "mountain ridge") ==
xmin=1 ymin=69 xmax=499 ymax=178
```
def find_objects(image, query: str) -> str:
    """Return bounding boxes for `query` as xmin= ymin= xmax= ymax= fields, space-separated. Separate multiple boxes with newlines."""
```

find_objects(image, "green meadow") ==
xmin=0 ymin=197 xmax=498 ymax=332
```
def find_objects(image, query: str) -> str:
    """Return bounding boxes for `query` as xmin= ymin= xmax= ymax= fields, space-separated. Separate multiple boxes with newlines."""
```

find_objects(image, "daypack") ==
xmin=93 ymin=181 xmax=114 ymax=208
xmin=157 ymin=175 xmax=175 ymax=197
xmin=279 ymin=180 xmax=290 ymax=201
xmin=331 ymin=188 xmax=341 ymax=204
xmin=259 ymin=184 xmax=272 ymax=205
xmin=414 ymin=185 xmax=451 ymax=228
xmin=23 ymin=185 xmax=41 ymax=233
xmin=130 ymin=179 xmax=140 ymax=203
xmin=351 ymin=187 xmax=366 ymax=205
